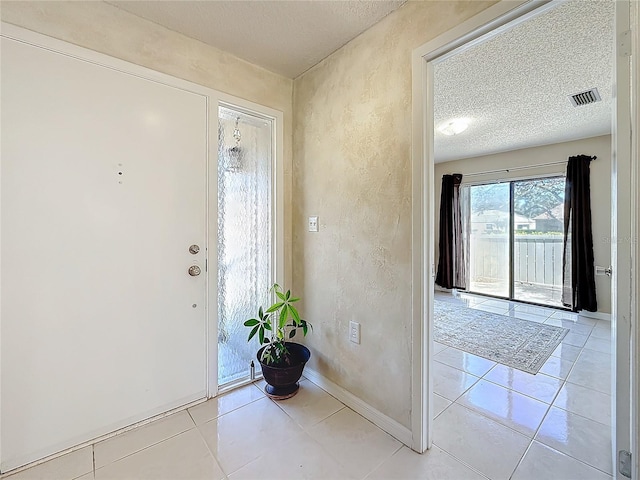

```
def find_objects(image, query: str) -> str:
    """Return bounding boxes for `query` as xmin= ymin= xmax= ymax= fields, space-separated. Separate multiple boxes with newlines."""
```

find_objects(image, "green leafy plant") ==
xmin=243 ymin=284 xmax=312 ymax=366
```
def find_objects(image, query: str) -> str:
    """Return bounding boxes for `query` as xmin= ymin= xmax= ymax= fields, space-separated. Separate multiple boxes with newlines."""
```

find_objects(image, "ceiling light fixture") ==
xmin=438 ymin=119 xmax=469 ymax=136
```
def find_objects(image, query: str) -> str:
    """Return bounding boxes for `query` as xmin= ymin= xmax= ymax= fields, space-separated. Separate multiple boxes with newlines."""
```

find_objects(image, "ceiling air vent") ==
xmin=569 ymin=88 xmax=601 ymax=107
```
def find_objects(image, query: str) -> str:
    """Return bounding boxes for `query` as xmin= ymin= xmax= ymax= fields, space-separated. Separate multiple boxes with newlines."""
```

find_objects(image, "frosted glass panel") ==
xmin=218 ymin=106 xmax=272 ymax=386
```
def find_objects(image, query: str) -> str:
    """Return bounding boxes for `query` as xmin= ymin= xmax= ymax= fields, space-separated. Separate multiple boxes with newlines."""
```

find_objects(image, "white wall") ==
xmin=434 ymin=135 xmax=612 ymax=314
xmin=0 ymin=0 xmax=500 ymax=453
xmin=292 ymin=0 xmax=498 ymax=429
xmin=0 ymin=0 xmax=294 ymax=282
xmin=0 ymin=2 xmax=294 ymax=470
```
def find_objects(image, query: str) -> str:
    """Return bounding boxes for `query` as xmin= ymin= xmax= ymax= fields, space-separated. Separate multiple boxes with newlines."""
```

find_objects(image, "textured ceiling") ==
xmin=107 ymin=0 xmax=405 ymax=78
xmin=107 ymin=0 xmax=613 ymax=162
xmin=433 ymin=0 xmax=614 ymax=163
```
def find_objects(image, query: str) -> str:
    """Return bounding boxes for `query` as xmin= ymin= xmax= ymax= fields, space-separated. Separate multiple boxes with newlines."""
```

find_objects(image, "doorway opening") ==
xmin=466 ymin=175 xmax=566 ymax=308
xmin=411 ymin=2 xmax=636 ymax=474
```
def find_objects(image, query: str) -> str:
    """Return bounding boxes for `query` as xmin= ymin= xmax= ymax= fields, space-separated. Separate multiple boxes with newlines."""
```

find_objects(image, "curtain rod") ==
xmin=455 ymin=156 xmax=597 ymax=178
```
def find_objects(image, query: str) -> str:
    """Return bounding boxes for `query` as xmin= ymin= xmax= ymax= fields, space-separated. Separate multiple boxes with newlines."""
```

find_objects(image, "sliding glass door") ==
xmin=468 ymin=183 xmax=510 ymax=297
xmin=466 ymin=176 xmax=565 ymax=308
xmin=512 ymin=177 xmax=565 ymax=306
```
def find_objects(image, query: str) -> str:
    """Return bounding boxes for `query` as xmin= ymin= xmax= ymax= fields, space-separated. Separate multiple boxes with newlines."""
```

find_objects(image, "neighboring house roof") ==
xmin=533 ymin=204 xmax=564 ymax=220
xmin=471 ymin=210 xmax=532 ymax=224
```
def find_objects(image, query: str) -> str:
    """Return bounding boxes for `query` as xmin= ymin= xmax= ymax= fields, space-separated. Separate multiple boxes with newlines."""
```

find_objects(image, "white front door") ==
xmin=1 ymin=36 xmax=207 ymax=470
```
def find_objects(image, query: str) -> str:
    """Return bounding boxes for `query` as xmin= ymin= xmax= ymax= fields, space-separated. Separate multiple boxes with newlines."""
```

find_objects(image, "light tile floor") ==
xmin=3 ymin=292 xmax=613 ymax=480
xmin=432 ymin=292 xmax=613 ymax=480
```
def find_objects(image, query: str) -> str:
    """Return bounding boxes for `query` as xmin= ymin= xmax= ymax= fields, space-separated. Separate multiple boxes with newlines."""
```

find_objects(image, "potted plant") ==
xmin=244 ymin=284 xmax=312 ymax=399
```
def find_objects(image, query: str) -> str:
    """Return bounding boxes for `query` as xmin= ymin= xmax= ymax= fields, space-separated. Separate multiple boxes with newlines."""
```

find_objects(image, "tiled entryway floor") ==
xmin=4 ymin=292 xmax=613 ymax=480
xmin=431 ymin=292 xmax=613 ymax=480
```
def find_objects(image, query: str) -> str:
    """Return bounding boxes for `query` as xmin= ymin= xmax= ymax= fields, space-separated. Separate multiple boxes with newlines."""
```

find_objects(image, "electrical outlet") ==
xmin=349 ymin=321 xmax=360 ymax=344
xmin=308 ymin=216 xmax=318 ymax=232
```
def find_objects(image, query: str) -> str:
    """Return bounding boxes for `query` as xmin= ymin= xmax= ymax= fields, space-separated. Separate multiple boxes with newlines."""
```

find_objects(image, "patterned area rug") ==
xmin=434 ymin=300 xmax=569 ymax=374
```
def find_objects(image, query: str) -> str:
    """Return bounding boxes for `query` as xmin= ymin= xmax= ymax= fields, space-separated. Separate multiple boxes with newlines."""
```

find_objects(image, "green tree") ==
xmin=470 ymin=182 xmax=509 ymax=213
xmin=469 ymin=177 xmax=565 ymax=232
xmin=469 ymin=177 xmax=564 ymax=220
xmin=513 ymin=178 xmax=564 ymax=220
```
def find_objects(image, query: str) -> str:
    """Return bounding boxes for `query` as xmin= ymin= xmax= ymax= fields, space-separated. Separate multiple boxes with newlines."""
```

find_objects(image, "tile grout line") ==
xmin=186 ymin=406 xmax=197 ymax=425
xmin=193 ymin=385 xmax=267 ymax=427
xmin=508 ymin=438 xmax=537 ymax=480
xmin=197 ymin=384 xmax=341 ymax=474
xmin=544 ymin=354 xmax=613 ymax=428
xmin=438 ymin=292 xmax=614 ymax=477
xmin=443 ymin=366 xmax=591 ymax=479
xmin=199 ymin=385 xmax=348 ymax=478
xmin=192 ymin=417 xmax=231 ymax=479
xmin=94 ymin=422 xmax=196 ymax=471
xmin=439 ymin=356 xmax=562 ymax=407
xmin=449 ymin=401 xmax=533 ymax=441
xmin=360 ymin=442 xmax=406 ymax=480
xmin=515 ymin=438 xmax=615 ymax=479
xmin=430 ymin=437 xmax=497 ymax=480
xmin=516 ymin=337 xmax=614 ymax=476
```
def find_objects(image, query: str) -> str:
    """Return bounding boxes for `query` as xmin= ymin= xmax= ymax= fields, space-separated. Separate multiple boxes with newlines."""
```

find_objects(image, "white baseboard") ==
xmin=578 ymin=310 xmax=611 ymax=322
xmin=303 ymin=368 xmax=413 ymax=447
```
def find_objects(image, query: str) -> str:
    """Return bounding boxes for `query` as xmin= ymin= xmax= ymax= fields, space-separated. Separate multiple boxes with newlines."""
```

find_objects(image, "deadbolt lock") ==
xmin=188 ymin=265 xmax=201 ymax=277
xmin=189 ymin=244 xmax=200 ymax=255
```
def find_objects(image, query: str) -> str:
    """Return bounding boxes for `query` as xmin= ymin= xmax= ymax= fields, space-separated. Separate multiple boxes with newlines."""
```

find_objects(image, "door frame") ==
xmin=208 ymin=98 xmax=285 ymax=396
xmin=0 ymin=22 xmax=285 ymax=469
xmin=632 ymin=3 xmax=639 ymax=474
xmin=614 ymin=0 xmax=639 ymax=476
xmin=411 ymin=5 xmax=638 ymax=478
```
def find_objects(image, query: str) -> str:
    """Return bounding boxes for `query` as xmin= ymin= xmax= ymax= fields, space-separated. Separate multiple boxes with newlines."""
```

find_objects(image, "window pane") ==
xmin=513 ymin=177 xmax=565 ymax=307
xmin=468 ymin=183 xmax=510 ymax=298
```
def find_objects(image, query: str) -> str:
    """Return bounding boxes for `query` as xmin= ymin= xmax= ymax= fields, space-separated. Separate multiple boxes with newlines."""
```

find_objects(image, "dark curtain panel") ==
xmin=436 ymin=174 xmax=465 ymax=289
xmin=452 ymin=178 xmax=466 ymax=289
xmin=562 ymin=155 xmax=597 ymax=312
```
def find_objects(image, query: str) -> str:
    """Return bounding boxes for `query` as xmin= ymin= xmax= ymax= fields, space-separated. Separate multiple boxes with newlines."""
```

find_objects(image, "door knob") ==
xmin=188 ymin=265 xmax=201 ymax=276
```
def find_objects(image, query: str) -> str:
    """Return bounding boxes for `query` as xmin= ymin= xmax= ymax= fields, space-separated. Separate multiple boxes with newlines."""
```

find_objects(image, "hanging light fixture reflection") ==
xmin=225 ymin=116 xmax=244 ymax=172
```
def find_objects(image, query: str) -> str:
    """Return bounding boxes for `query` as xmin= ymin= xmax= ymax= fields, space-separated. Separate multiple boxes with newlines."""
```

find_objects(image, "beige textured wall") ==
xmin=1 ymin=1 xmax=294 ymax=279
xmin=434 ymin=135 xmax=613 ymax=314
xmin=293 ymin=0 xmax=497 ymax=428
